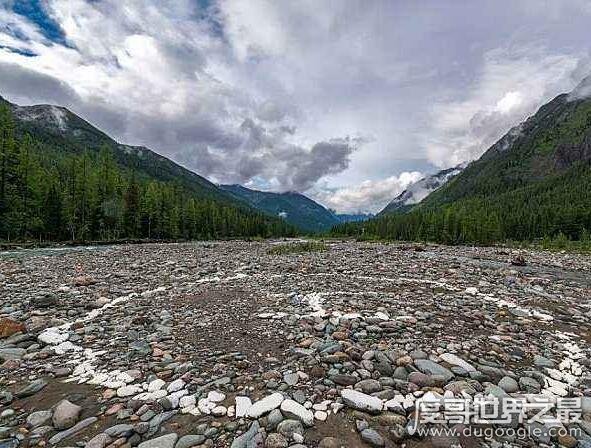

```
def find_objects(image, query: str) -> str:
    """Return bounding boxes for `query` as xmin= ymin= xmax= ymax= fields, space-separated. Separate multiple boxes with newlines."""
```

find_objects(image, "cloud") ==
xmin=424 ymin=46 xmax=591 ymax=168
xmin=1 ymin=0 xmax=591 ymax=213
xmin=0 ymin=0 xmax=364 ymax=193
xmin=311 ymin=171 xmax=423 ymax=214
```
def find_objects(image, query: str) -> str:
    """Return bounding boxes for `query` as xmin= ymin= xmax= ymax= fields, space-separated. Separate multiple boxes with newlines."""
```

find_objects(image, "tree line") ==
xmin=0 ymin=104 xmax=296 ymax=242
xmin=331 ymin=162 xmax=591 ymax=245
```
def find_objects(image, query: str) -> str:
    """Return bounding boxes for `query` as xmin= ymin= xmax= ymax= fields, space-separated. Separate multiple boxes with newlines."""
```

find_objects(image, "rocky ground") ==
xmin=1 ymin=240 xmax=591 ymax=448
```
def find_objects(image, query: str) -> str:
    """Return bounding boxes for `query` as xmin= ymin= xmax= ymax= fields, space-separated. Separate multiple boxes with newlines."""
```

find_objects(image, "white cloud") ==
xmin=1 ymin=1 xmax=591 ymax=213
xmin=424 ymin=46 xmax=590 ymax=168
xmin=311 ymin=171 xmax=423 ymax=214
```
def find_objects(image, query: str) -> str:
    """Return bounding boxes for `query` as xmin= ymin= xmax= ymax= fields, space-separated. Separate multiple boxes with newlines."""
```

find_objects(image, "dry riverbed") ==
xmin=1 ymin=240 xmax=591 ymax=448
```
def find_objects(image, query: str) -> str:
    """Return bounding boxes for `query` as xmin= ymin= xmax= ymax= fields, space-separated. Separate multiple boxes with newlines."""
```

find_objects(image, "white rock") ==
xmin=38 ymin=329 xmax=69 ymax=345
xmin=117 ymin=385 xmax=143 ymax=398
xmin=198 ymin=398 xmax=215 ymax=415
xmin=207 ymin=391 xmax=226 ymax=403
xmin=235 ymin=396 xmax=252 ymax=418
xmin=54 ymin=341 xmax=82 ymax=355
xmin=340 ymin=389 xmax=383 ymax=414
xmin=211 ymin=406 xmax=227 ymax=416
xmin=314 ymin=410 xmax=328 ymax=421
xmin=439 ymin=353 xmax=476 ymax=372
xmin=167 ymin=379 xmax=184 ymax=393
xmin=148 ymin=379 xmax=166 ymax=392
xmin=247 ymin=393 xmax=284 ymax=418
xmin=280 ymin=399 xmax=314 ymax=426
xmin=180 ymin=395 xmax=196 ymax=409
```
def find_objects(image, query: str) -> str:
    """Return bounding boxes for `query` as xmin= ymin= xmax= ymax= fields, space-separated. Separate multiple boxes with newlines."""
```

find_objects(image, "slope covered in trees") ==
xmin=221 ymin=184 xmax=340 ymax=232
xmin=333 ymin=78 xmax=591 ymax=245
xmin=0 ymin=98 xmax=296 ymax=242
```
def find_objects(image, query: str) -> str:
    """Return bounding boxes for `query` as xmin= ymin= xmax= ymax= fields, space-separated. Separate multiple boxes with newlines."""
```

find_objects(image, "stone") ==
xmin=235 ymin=396 xmax=252 ymax=417
xmin=498 ymin=376 xmax=519 ymax=393
xmin=276 ymin=419 xmax=304 ymax=439
xmin=73 ymin=275 xmax=97 ymax=286
xmin=231 ymin=421 xmax=262 ymax=448
xmin=15 ymin=378 xmax=47 ymax=397
xmin=175 ymin=434 xmax=206 ymax=448
xmin=519 ymin=376 xmax=541 ymax=394
xmin=533 ymin=355 xmax=555 ymax=368
xmin=414 ymin=359 xmax=454 ymax=382
xmin=341 ymin=389 xmax=383 ymax=414
xmin=280 ymin=399 xmax=314 ymax=426
xmin=0 ymin=348 xmax=26 ymax=361
xmin=26 ymin=410 xmax=52 ymax=428
xmin=30 ymin=294 xmax=58 ymax=308
xmin=85 ymin=433 xmax=112 ymax=448
xmin=138 ymin=433 xmax=178 ymax=448
xmin=330 ymin=374 xmax=358 ymax=386
xmin=439 ymin=353 xmax=476 ymax=372
xmin=0 ymin=318 xmax=25 ymax=338
xmin=318 ymin=437 xmax=341 ymax=448
xmin=265 ymin=433 xmax=288 ymax=448
xmin=283 ymin=373 xmax=299 ymax=386
xmin=355 ymin=379 xmax=382 ymax=394
xmin=52 ymin=399 xmax=82 ymax=429
xmin=360 ymin=428 xmax=385 ymax=447
xmin=48 ymin=417 xmax=97 ymax=445
xmin=247 ymin=393 xmax=284 ymax=418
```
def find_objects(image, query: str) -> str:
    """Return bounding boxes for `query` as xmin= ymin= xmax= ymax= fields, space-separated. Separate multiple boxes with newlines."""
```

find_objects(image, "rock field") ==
xmin=1 ymin=240 xmax=591 ymax=448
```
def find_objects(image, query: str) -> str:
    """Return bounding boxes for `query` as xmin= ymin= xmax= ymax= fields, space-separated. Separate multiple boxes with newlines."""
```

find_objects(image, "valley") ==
xmin=1 ymin=240 xmax=591 ymax=447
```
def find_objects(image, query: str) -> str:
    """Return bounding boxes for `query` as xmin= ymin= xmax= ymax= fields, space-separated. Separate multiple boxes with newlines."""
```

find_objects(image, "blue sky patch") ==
xmin=12 ymin=0 xmax=68 ymax=46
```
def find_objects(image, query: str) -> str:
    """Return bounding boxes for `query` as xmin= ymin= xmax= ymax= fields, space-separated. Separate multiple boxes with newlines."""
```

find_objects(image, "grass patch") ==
xmin=267 ymin=241 xmax=328 ymax=255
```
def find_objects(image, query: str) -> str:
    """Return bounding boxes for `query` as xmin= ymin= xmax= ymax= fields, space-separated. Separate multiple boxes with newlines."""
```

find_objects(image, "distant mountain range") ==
xmin=379 ymin=164 xmax=466 ymax=215
xmin=221 ymin=184 xmax=372 ymax=232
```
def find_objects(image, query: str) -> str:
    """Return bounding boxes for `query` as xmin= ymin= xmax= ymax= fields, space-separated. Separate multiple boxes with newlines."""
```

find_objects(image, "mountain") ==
xmin=334 ymin=213 xmax=374 ymax=223
xmin=0 ymin=96 xmax=296 ymax=241
xmin=333 ymin=75 xmax=591 ymax=244
xmin=9 ymin=100 xmax=228 ymax=201
xmin=220 ymin=184 xmax=339 ymax=232
xmin=419 ymin=76 xmax=591 ymax=210
xmin=379 ymin=164 xmax=465 ymax=215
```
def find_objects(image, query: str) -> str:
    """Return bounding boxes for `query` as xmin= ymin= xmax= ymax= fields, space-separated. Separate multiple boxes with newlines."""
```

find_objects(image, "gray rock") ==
xmin=533 ymin=355 xmax=555 ymax=368
xmin=276 ymin=419 xmax=304 ymax=439
xmin=48 ymin=416 xmax=97 ymax=445
xmin=341 ymin=389 xmax=383 ymax=414
xmin=26 ymin=410 xmax=53 ymax=428
xmin=360 ymin=428 xmax=385 ymax=447
xmin=519 ymin=376 xmax=541 ymax=393
xmin=0 ymin=348 xmax=26 ymax=361
xmin=355 ymin=379 xmax=382 ymax=394
xmin=265 ymin=433 xmax=288 ymax=448
xmin=138 ymin=433 xmax=179 ymax=448
xmin=15 ymin=378 xmax=47 ymax=397
xmin=52 ymin=399 xmax=81 ymax=430
xmin=414 ymin=359 xmax=454 ymax=382
xmin=498 ymin=376 xmax=519 ymax=393
xmin=175 ymin=434 xmax=206 ymax=448
xmin=104 ymin=424 xmax=134 ymax=437
xmin=85 ymin=433 xmax=112 ymax=448
xmin=231 ymin=421 xmax=263 ymax=448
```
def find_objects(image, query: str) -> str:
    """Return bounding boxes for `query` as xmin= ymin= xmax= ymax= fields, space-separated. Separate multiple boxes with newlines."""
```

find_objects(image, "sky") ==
xmin=0 ymin=0 xmax=590 ymax=213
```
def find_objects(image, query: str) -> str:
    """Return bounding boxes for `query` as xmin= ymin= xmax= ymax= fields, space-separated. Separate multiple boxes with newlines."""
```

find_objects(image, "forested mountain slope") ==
xmin=0 ymin=96 xmax=296 ymax=241
xmin=221 ymin=184 xmax=339 ymax=232
xmin=333 ymin=76 xmax=591 ymax=244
